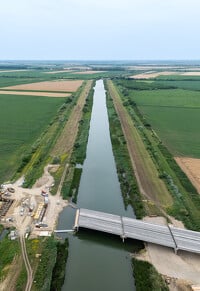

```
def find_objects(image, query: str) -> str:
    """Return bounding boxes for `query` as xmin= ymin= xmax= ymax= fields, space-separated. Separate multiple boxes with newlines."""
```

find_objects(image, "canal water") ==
xmin=58 ymin=80 xmax=136 ymax=291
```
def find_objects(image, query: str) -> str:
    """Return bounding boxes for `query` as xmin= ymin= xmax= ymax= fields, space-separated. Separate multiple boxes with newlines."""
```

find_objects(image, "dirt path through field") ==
xmin=107 ymin=80 xmax=172 ymax=209
xmin=0 ymin=256 xmax=23 ymax=291
xmin=20 ymin=234 xmax=33 ymax=291
xmin=51 ymin=80 xmax=93 ymax=156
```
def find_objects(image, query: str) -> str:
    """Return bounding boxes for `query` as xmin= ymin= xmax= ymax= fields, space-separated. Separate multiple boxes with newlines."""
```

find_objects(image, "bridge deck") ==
xmin=75 ymin=208 xmax=200 ymax=255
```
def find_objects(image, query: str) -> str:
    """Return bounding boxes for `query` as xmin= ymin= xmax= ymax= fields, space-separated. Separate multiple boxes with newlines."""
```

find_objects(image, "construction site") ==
xmin=0 ymin=165 xmax=68 ymax=239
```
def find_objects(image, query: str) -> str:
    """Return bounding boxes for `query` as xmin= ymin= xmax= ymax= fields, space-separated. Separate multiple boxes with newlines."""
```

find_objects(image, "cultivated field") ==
xmin=130 ymin=71 xmax=179 ymax=79
xmin=0 ymin=90 xmax=70 ymax=97
xmin=2 ymin=80 xmax=83 ymax=92
xmin=182 ymin=72 xmax=200 ymax=76
xmin=130 ymin=71 xmax=200 ymax=79
xmin=175 ymin=157 xmax=200 ymax=193
xmin=72 ymin=70 xmax=106 ymax=75
xmin=45 ymin=70 xmax=76 ymax=74
xmin=0 ymin=94 xmax=64 ymax=183
xmin=127 ymin=89 xmax=200 ymax=158
xmin=0 ymin=69 xmax=31 ymax=73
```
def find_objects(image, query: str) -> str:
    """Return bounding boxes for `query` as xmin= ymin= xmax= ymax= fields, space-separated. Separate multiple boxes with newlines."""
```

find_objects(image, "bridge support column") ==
xmin=73 ymin=209 xmax=80 ymax=231
xmin=121 ymin=235 xmax=126 ymax=243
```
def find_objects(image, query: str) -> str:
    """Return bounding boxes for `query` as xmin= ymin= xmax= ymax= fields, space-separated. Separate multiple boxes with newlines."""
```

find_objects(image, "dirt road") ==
xmin=107 ymin=80 xmax=172 ymax=208
xmin=52 ymin=80 xmax=93 ymax=156
xmin=20 ymin=234 xmax=33 ymax=291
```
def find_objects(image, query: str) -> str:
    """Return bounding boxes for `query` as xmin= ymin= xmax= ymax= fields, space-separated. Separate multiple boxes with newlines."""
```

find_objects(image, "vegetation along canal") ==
xmin=57 ymin=80 xmax=138 ymax=291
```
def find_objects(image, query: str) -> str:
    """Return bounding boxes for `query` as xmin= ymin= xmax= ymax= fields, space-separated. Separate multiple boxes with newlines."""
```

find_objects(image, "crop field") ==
xmin=118 ymin=84 xmax=200 ymax=158
xmin=0 ymin=69 xmax=31 ymax=73
xmin=0 ymin=90 xmax=70 ymax=97
xmin=138 ymin=105 xmax=200 ymax=157
xmin=2 ymin=80 xmax=83 ymax=92
xmin=130 ymin=71 xmax=200 ymax=79
xmin=130 ymin=71 xmax=179 ymax=79
xmin=0 ymin=94 xmax=64 ymax=183
xmin=175 ymin=157 xmax=200 ymax=193
xmin=72 ymin=70 xmax=106 ymax=74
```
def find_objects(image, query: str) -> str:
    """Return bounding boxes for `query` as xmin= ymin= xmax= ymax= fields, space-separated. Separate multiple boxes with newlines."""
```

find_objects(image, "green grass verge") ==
xmin=61 ymin=82 xmax=94 ymax=200
xmin=132 ymin=258 xmax=169 ymax=291
xmin=0 ymin=224 xmax=3 ymax=234
xmin=108 ymin=80 xmax=172 ymax=209
xmin=50 ymin=239 xmax=69 ymax=291
xmin=29 ymin=237 xmax=57 ymax=291
xmin=105 ymin=82 xmax=146 ymax=218
xmin=16 ymin=264 xmax=27 ymax=291
xmin=0 ymin=236 xmax=20 ymax=281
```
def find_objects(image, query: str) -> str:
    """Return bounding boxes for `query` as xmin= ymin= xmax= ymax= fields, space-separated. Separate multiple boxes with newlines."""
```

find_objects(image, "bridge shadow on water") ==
xmin=75 ymin=228 xmax=144 ymax=253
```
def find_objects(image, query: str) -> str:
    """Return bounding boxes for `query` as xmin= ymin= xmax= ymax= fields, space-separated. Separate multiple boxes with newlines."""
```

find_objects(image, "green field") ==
xmin=125 ymin=88 xmax=200 ymax=158
xmin=0 ymin=94 xmax=64 ymax=183
xmin=115 ymin=79 xmax=200 ymax=230
xmin=139 ymin=106 xmax=200 ymax=157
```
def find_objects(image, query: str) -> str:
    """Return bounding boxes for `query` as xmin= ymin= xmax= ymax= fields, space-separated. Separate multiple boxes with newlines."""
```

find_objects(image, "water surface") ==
xmin=58 ymin=80 xmax=136 ymax=291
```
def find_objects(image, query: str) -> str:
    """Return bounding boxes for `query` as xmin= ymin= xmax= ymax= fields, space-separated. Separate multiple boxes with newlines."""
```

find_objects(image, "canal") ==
xmin=58 ymin=80 xmax=136 ymax=291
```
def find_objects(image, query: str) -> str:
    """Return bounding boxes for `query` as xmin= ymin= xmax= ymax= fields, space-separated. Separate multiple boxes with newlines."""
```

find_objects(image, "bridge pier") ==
xmin=120 ymin=235 xmax=126 ymax=243
xmin=73 ymin=209 xmax=80 ymax=231
xmin=73 ymin=208 xmax=200 ymax=255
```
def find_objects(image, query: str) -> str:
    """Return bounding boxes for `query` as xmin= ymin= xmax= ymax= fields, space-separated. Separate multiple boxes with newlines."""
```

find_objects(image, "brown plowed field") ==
xmin=45 ymin=70 xmax=76 ymax=74
xmin=130 ymin=71 xmax=178 ymax=79
xmin=182 ymin=72 xmax=200 ymax=76
xmin=0 ymin=90 xmax=70 ymax=97
xmin=0 ymin=69 xmax=30 ymax=73
xmin=72 ymin=71 xmax=106 ymax=75
xmin=175 ymin=157 xmax=200 ymax=194
xmin=2 ymin=80 xmax=83 ymax=92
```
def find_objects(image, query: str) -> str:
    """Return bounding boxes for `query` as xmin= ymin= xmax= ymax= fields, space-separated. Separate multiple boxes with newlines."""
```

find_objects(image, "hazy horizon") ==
xmin=0 ymin=0 xmax=200 ymax=60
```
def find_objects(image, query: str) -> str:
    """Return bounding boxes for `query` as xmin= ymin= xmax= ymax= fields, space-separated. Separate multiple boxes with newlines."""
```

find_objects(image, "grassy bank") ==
xmin=107 ymin=80 xmax=172 ymax=215
xmin=28 ymin=237 xmax=57 ymax=291
xmin=132 ymin=258 xmax=169 ymax=291
xmin=50 ymin=239 xmax=69 ymax=291
xmin=20 ymin=237 xmax=69 ymax=291
xmin=60 ymin=81 xmax=94 ymax=200
xmin=105 ymin=81 xmax=145 ymax=218
xmin=17 ymin=84 xmax=85 ymax=188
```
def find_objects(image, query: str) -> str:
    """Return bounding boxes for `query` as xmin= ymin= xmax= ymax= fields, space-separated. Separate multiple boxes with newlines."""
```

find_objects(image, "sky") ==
xmin=0 ymin=0 xmax=200 ymax=60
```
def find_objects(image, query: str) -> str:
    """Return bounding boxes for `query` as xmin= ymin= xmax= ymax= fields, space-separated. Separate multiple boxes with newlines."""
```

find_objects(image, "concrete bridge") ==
xmin=73 ymin=208 xmax=200 ymax=255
